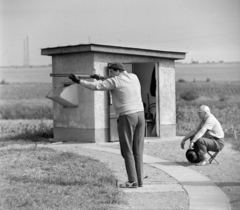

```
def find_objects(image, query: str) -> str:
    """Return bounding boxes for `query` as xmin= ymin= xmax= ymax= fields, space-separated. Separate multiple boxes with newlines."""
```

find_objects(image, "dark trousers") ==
xmin=117 ymin=111 xmax=145 ymax=184
xmin=192 ymin=136 xmax=224 ymax=159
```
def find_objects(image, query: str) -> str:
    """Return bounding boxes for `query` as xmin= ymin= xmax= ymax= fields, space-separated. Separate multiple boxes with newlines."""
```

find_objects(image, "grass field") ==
xmin=176 ymin=81 xmax=240 ymax=98
xmin=175 ymin=81 xmax=240 ymax=148
xmin=0 ymin=147 xmax=124 ymax=210
xmin=0 ymin=66 xmax=52 ymax=83
xmin=0 ymin=83 xmax=52 ymax=120
xmin=175 ymin=62 xmax=240 ymax=81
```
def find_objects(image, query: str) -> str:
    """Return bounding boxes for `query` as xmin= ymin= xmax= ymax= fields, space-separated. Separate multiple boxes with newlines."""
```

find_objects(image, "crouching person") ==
xmin=180 ymin=105 xmax=224 ymax=166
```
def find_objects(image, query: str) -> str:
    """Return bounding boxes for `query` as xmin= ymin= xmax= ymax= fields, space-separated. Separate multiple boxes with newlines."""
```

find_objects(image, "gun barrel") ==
xmin=50 ymin=74 xmax=91 ymax=79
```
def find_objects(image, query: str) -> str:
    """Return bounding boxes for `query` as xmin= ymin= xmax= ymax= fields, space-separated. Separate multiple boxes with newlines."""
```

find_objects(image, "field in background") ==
xmin=176 ymin=81 xmax=240 ymax=99
xmin=0 ymin=62 xmax=240 ymax=83
xmin=0 ymin=66 xmax=52 ymax=83
xmin=0 ymin=83 xmax=52 ymax=120
xmin=175 ymin=62 xmax=240 ymax=81
xmin=0 ymin=81 xmax=240 ymax=142
xmin=0 ymin=62 xmax=239 ymax=148
xmin=0 ymin=83 xmax=51 ymax=100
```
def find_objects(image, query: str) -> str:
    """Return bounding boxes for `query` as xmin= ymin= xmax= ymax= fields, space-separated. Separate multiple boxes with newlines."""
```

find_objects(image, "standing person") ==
xmin=180 ymin=105 xmax=224 ymax=166
xmin=69 ymin=62 xmax=145 ymax=188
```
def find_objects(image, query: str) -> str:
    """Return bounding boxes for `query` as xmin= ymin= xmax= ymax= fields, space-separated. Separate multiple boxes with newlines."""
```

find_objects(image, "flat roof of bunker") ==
xmin=41 ymin=43 xmax=186 ymax=60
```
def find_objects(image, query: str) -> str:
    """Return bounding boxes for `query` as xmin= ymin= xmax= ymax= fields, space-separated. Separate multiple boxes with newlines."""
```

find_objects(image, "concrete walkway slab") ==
xmin=80 ymin=143 xmax=231 ymax=210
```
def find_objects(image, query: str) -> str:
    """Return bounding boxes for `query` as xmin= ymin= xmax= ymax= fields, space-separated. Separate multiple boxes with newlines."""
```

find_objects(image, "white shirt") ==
xmin=196 ymin=113 xmax=224 ymax=139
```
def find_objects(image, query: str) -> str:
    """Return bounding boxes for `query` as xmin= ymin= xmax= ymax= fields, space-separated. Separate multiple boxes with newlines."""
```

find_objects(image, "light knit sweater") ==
xmin=79 ymin=71 xmax=144 ymax=115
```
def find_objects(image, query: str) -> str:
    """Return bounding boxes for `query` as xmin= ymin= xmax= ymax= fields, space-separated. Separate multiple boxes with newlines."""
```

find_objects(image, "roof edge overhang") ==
xmin=41 ymin=43 xmax=186 ymax=60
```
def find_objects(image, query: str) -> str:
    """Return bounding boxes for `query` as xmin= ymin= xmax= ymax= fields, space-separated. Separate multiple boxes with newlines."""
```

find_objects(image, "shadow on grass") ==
xmin=7 ymin=175 xmax=93 ymax=187
xmin=181 ymin=181 xmax=240 ymax=187
xmin=216 ymin=182 xmax=240 ymax=187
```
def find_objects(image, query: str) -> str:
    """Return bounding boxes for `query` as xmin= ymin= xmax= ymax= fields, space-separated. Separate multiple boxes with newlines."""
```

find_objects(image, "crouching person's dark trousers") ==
xmin=192 ymin=136 xmax=224 ymax=160
xmin=117 ymin=111 xmax=145 ymax=185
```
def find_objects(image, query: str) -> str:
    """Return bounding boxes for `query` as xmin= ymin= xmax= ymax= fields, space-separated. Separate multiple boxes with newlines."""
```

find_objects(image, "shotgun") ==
xmin=50 ymin=73 xmax=107 ymax=80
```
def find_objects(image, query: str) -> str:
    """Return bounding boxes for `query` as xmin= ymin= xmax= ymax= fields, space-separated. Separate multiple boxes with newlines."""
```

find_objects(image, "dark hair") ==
xmin=110 ymin=68 xmax=124 ymax=72
xmin=108 ymin=62 xmax=125 ymax=72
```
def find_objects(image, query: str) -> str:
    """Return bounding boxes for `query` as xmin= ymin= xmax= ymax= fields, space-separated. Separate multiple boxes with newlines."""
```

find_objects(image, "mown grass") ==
xmin=0 ymin=147 xmax=125 ymax=210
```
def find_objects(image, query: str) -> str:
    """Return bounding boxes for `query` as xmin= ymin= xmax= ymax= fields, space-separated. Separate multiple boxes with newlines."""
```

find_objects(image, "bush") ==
xmin=178 ymin=79 xmax=186 ymax=83
xmin=180 ymin=90 xmax=199 ymax=101
xmin=219 ymin=94 xmax=228 ymax=102
xmin=176 ymin=106 xmax=184 ymax=122
xmin=0 ymin=79 xmax=9 ymax=85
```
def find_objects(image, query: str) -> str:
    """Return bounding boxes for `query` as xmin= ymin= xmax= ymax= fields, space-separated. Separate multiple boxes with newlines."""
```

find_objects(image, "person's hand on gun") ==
xmin=91 ymin=74 xmax=107 ymax=81
xmin=69 ymin=74 xmax=80 ymax=84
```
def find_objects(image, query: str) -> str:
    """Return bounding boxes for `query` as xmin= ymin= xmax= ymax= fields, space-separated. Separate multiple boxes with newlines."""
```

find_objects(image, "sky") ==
xmin=0 ymin=0 xmax=240 ymax=66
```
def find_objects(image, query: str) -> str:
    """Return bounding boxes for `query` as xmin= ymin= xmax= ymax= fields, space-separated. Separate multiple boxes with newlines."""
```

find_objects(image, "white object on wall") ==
xmin=46 ymin=84 xmax=78 ymax=108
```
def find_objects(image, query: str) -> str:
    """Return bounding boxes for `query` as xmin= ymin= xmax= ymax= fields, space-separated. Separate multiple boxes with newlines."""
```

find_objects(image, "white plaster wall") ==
xmin=158 ymin=60 xmax=176 ymax=125
xmin=93 ymin=61 xmax=109 ymax=129
xmin=52 ymin=53 xmax=95 ymax=129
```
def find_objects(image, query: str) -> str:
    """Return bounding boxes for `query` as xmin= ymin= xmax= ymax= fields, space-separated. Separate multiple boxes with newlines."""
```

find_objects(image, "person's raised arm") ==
xmin=69 ymin=74 xmax=116 ymax=91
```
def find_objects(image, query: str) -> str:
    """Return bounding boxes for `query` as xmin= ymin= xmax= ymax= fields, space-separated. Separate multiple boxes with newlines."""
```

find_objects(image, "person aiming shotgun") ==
xmin=69 ymin=62 xmax=145 ymax=188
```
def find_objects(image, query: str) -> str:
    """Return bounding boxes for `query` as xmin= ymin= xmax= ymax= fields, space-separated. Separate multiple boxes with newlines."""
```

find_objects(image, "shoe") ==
xmin=196 ymin=159 xmax=208 ymax=166
xmin=138 ymin=182 xmax=143 ymax=187
xmin=119 ymin=181 xmax=138 ymax=188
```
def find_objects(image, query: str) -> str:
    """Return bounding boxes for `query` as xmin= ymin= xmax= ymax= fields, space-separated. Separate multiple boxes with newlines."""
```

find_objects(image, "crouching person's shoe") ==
xmin=196 ymin=153 xmax=208 ymax=166
xmin=119 ymin=181 xmax=138 ymax=188
xmin=196 ymin=159 xmax=208 ymax=166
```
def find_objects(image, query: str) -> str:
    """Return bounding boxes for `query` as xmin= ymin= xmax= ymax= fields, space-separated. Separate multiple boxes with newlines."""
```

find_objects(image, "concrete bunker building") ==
xmin=41 ymin=44 xmax=186 ymax=143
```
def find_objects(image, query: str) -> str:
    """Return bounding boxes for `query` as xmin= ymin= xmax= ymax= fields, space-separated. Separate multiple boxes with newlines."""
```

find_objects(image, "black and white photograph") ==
xmin=0 ymin=0 xmax=239 ymax=209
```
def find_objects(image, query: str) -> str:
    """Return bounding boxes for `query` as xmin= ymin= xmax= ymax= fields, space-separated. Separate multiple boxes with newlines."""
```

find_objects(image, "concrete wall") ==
xmin=156 ymin=59 xmax=176 ymax=137
xmin=52 ymin=53 xmax=110 ymax=142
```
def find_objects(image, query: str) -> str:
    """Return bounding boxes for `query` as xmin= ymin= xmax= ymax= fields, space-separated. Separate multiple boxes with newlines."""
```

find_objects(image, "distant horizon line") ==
xmin=0 ymin=60 xmax=240 ymax=68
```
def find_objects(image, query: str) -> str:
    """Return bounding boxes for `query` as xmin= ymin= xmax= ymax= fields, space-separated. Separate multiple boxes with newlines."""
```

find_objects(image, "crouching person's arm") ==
xmin=181 ymin=130 xmax=198 ymax=149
